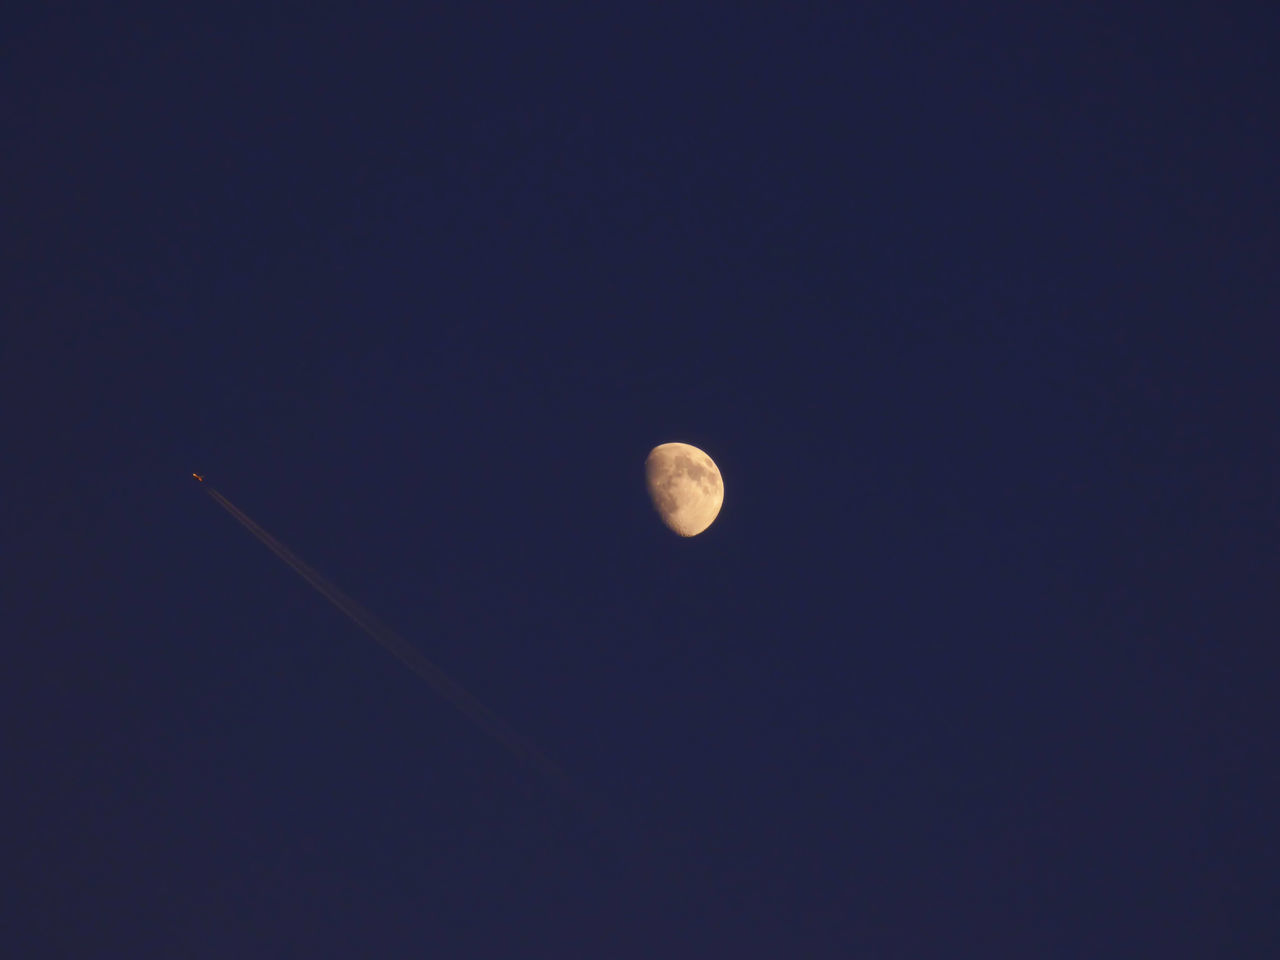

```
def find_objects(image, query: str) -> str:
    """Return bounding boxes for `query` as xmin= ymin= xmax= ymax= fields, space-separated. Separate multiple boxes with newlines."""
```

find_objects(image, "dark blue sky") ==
xmin=5 ymin=5 xmax=1276 ymax=957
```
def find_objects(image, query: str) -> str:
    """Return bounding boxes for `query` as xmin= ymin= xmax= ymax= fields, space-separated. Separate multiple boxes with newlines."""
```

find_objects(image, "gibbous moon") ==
xmin=645 ymin=442 xmax=724 ymax=537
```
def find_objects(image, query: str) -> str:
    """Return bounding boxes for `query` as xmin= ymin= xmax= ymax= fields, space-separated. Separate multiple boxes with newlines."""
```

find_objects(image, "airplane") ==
xmin=192 ymin=473 xmax=204 ymax=482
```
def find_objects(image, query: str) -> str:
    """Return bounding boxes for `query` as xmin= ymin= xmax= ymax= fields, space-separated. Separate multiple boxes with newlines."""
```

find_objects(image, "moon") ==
xmin=645 ymin=442 xmax=724 ymax=537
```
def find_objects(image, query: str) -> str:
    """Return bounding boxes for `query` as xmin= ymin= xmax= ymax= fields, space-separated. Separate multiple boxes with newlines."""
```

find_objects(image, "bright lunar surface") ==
xmin=645 ymin=442 xmax=724 ymax=537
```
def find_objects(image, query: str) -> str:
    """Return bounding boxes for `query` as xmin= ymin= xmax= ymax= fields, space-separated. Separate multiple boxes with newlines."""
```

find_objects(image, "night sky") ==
xmin=5 ymin=5 xmax=1276 ymax=957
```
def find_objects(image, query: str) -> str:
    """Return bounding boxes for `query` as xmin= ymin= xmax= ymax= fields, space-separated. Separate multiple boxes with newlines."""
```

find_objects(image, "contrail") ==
xmin=200 ymin=481 xmax=577 ymax=802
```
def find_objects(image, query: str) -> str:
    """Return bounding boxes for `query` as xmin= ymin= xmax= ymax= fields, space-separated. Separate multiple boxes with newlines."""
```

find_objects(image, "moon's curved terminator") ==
xmin=645 ymin=442 xmax=724 ymax=537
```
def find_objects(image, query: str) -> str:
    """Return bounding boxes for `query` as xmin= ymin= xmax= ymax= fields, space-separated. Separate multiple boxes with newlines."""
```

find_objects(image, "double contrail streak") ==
xmin=202 ymin=484 xmax=575 ymax=800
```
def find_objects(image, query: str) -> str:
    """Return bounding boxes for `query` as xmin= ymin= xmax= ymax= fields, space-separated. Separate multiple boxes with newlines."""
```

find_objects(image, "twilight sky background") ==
xmin=4 ymin=4 xmax=1276 ymax=957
